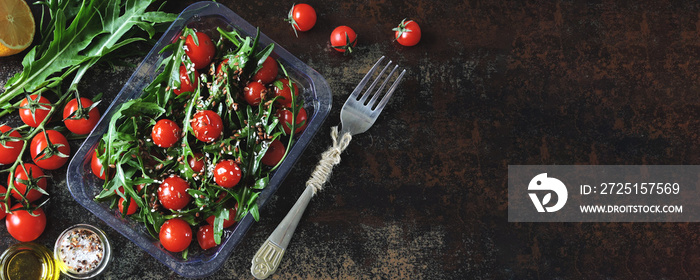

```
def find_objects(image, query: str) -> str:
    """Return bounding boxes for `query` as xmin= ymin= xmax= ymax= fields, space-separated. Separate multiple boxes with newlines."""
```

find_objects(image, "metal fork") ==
xmin=251 ymin=56 xmax=405 ymax=279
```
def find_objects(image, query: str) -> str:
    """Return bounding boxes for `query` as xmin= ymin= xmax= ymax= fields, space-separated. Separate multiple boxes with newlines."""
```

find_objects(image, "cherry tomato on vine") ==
xmin=0 ymin=185 xmax=7 ymax=220
xmin=173 ymin=65 xmax=199 ymax=95
xmin=118 ymin=197 xmax=138 ymax=215
xmin=213 ymin=160 xmax=242 ymax=188
xmin=244 ymin=81 xmax=267 ymax=106
xmin=197 ymin=224 xmax=217 ymax=250
xmin=190 ymin=110 xmax=223 ymax=143
xmin=0 ymin=125 xmax=24 ymax=165
xmin=252 ymin=56 xmax=278 ymax=84
xmin=91 ymin=149 xmax=108 ymax=180
xmin=286 ymin=3 xmax=317 ymax=34
xmin=8 ymin=163 xmax=47 ymax=203
xmin=151 ymin=119 xmax=181 ymax=148
xmin=206 ymin=206 xmax=238 ymax=228
xmin=19 ymin=94 xmax=52 ymax=128
xmin=184 ymin=32 xmax=215 ymax=70
xmin=261 ymin=139 xmax=285 ymax=167
xmin=277 ymin=107 xmax=308 ymax=135
xmin=330 ymin=26 xmax=357 ymax=53
xmin=30 ymin=130 xmax=70 ymax=170
xmin=158 ymin=175 xmax=192 ymax=211
xmin=159 ymin=218 xmax=192 ymax=253
xmin=273 ymin=78 xmax=299 ymax=108
xmin=188 ymin=152 xmax=205 ymax=173
xmin=6 ymin=205 xmax=46 ymax=242
xmin=63 ymin=97 xmax=101 ymax=135
xmin=393 ymin=19 xmax=421 ymax=46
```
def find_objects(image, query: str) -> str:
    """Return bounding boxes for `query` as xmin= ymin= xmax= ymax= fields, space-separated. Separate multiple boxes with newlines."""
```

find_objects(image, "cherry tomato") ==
xmin=152 ymin=119 xmax=181 ymax=148
xmin=244 ymin=81 xmax=267 ymax=106
xmin=0 ymin=125 xmax=24 ymax=165
xmin=91 ymin=149 xmax=108 ymax=180
xmin=188 ymin=152 xmax=205 ymax=173
xmin=114 ymin=186 xmax=125 ymax=195
xmin=159 ymin=218 xmax=192 ymax=252
xmin=19 ymin=94 xmax=52 ymax=128
xmin=277 ymin=107 xmax=308 ymax=135
xmin=158 ymin=175 xmax=192 ymax=211
xmin=30 ymin=130 xmax=70 ymax=170
xmin=330 ymin=26 xmax=357 ymax=53
xmin=252 ymin=56 xmax=278 ymax=84
xmin=6 ymin=205 xmax=46 ymax=242
xmin=273 ymin=78 xmax=299 ymax=108
xmin=190 ymin=110 xmax=223 ymax=143
xmin=206 ymin=206 xmax=238 ymax=228
xmin=115 ymin=184 xmax=144 ymax=195
xmin=173 ymin=65 xmax=199 ymax=95
xmin=216 ymin=58 xmax=229 ymax=77
xmin=197 ymin=224 xmax=217 ymax=250
xmin=8 ymin=163 xmax=47 ymax=202
xmin=63 ymin=97 xmax=101 ymax=135
xmin=146 ymin=152 xmax=166 ymax=169
xmin=118 ymin=197 xmax=138 ymax=215
xmin=213 ymin=160 xmax=241 ymax=188
xmin=184 ymin=32 xmax=215 ymax=70
xmin=393 ymin=19 xmax=421 ymax=47
xmin=261 ymin=139 xmax=285 ymax=167
xmin=0 ymin=185 xmax=7 ymax=220
xmin=287 ymin=3 xmax=317 ymax=33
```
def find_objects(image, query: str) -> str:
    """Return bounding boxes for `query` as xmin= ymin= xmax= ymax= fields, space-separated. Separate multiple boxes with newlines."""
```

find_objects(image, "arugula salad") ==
xmin=92 ymin=26 xmax=307 ymax=254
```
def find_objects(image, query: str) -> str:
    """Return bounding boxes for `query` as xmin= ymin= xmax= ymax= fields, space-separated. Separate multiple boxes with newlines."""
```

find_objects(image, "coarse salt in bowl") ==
xmin=53 ymin=224 xmax=111 ymax=279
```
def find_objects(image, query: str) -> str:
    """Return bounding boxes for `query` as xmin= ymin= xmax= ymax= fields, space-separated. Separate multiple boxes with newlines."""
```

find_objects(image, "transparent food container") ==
xmin=65 ymin=1 xmax=331 ymax=278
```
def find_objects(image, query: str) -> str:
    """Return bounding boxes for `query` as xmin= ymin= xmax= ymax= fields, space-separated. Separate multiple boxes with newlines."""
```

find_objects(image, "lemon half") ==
xmin=0 ymin=0 xmax=35 ymax=57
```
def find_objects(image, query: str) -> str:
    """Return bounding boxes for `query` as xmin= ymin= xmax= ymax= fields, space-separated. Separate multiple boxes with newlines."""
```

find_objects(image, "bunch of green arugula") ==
xmin=3 ymin=0 xmax=176 ymax=110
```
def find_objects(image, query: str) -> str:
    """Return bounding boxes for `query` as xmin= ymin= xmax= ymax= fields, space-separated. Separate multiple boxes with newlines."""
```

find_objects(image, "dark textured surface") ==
xmin=2 ymin=0 xmax=700 ymax=279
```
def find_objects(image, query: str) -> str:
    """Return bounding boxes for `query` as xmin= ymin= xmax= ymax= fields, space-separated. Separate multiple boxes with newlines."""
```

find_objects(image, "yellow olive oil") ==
xmin=0 ymin=243 xmax=58 ymax=280
xmin=6 ymin=250 xmax=43 ymax=280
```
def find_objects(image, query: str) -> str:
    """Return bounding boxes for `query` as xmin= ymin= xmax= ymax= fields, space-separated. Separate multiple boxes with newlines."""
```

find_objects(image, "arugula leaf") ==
xmin=213 ymin=208 xmax=229 ymax=244
xmin=34 ymin=0 xmax=82 ymax=54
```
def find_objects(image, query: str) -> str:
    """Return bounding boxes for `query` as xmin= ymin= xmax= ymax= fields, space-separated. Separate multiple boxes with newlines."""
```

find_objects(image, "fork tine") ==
xmin=367 ymin=64 xmax=399 ymax=108
xmin=349 ymin=56 xmax=385 ymax=99
xmin=374 ymin=69 xmax=406 ymax=112
xmin=359 ymin=60 xmax=392 ymax=104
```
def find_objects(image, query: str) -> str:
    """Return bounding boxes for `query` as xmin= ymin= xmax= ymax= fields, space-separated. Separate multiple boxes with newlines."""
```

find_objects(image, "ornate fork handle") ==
xmin=251 ymin=126 xmax=352 ymax=279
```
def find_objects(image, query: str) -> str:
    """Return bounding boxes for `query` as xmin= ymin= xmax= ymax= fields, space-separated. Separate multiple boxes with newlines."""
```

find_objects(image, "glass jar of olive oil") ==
xmin=0 ymin=242 xmax=59 ymax=280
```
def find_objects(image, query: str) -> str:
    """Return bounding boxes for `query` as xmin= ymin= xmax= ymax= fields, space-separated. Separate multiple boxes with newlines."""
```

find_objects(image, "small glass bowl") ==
xmin=0 ymin=242 xmax=60 ymax=280
xmin=53 ymin=224 xmax=111 ymax=279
